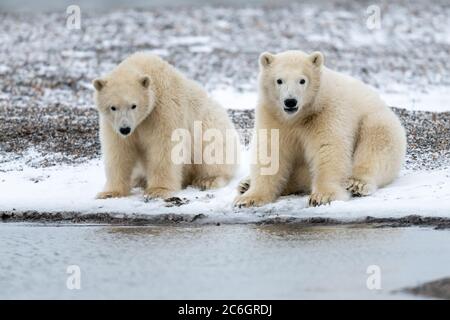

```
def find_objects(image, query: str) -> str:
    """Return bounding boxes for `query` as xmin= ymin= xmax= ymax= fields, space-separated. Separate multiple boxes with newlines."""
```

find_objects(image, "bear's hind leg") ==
xmin=348 ymin=111 xmax=406 ymax=196
xmin=191 ymin=159 xmax=237 ymax=191
xmin=192 ymin=175 xmax=230 ymax=191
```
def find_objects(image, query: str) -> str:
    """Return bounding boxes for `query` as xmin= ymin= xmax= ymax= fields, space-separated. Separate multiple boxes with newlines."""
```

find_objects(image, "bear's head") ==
xmin=93 ymin=72 xmax=155 ymax=137
xmin=258 ymin=50 xmax=323 ymax=118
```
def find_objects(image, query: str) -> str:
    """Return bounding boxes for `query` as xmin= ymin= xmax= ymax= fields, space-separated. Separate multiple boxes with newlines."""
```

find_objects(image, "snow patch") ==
xmin=211 ymin=88 xmax=257 ymax=110
xmin=1 ymin=154 xmax=449 ymax=223
xmin=382 ymin=86 xmax=450 ymax=112
xmin=211 ymin=87 xmax=450 ymax=112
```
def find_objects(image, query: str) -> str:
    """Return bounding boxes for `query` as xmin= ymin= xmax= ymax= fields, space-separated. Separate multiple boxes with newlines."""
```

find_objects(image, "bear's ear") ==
xmin=259 ymin=52 xmax=275 ymax=68
xmin=140 ymin=75 xmax=151 ymax=88
xmin=309 ymin=51 xmax=324 ymax=67
xmin=93 ymin=78 xmax=107 ymax=91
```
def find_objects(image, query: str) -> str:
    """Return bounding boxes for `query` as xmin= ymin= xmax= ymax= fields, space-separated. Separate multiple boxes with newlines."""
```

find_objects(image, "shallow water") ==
xmin=0 ymin=223 xmax=449 ymax=299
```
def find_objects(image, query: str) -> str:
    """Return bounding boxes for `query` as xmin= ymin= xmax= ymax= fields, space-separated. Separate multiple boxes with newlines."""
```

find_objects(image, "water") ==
xmin=1 ymin=223 xmax=449 ymax=299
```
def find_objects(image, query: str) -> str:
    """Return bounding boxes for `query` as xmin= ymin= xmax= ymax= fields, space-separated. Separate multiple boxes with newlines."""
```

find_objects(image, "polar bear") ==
xmin=235 ymin=50 xmax=406 ymax=207
xmin=93 ymin=52 xmax=239 ymax=200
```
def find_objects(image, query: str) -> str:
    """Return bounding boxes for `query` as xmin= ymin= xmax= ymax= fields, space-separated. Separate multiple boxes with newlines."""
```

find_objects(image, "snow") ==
xmin=382 ymin=87 xmax=450 ymax=112
xmin=1 ymin=151 xmax=449 ymax=223
xmin=210 ymin=87 xmax=450 ymax=112
xmin=210 ymin=85 xmax=450 ymax=112
xmin=211 ymin=88 xmax=257 ymax=110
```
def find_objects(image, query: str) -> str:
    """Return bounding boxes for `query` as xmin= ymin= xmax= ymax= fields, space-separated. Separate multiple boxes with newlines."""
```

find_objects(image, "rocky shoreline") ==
xmin=1 ymin=105 xmax=449 ymax=171
xmin=2 ymin=209 xmax=450 ymax=230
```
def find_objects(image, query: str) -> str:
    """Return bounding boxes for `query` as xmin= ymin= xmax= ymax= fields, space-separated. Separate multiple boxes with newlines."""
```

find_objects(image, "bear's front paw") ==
xmin=233 ymin=192 xmax=275 ymax=208
xmin=346 ymin=178 xmax=376 ymax=197
xmin=144 ymin=187 xmax=174 ymax=201
xmin=96 ymin=191 xmax=128 ymax=199
xmin=308 ymin=187 xmax=349 ymax=207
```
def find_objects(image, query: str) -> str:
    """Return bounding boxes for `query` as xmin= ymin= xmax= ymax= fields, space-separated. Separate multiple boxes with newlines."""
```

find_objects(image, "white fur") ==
xmin=93 ymin=52 xmax=239 ymax=200
xmin=235 ymin=50 xmax=406 ymax=207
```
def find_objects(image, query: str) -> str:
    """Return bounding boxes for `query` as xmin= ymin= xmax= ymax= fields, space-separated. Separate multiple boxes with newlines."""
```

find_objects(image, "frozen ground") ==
xmin=1 ymin=153 xmax=450 ymax=225
xmin=1 ymin=223 xmax=450 ymax=299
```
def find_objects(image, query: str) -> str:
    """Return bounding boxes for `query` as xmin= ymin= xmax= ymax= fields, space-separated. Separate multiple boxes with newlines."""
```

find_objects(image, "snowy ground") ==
xmin=1 ymin=155 xmax=450 ymax=225
xmin=1 ymin=1 xmax=450 ymax=225
xmin=1 ymin=106 xmax=449 ymax=225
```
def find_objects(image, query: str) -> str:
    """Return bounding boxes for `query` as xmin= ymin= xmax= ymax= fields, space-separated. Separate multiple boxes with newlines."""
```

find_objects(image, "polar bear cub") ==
xmin=93 ymin=52 xmax=239 ymax=200
xmin=235 ymin=50 xmax=406 ymax=207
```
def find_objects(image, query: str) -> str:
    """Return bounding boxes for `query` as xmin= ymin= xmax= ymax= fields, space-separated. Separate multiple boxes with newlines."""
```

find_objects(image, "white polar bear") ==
xmin=93 ymin=52 xmax=239 ymax=200
xmin=235 ymin=50 xmax=406 ymax=207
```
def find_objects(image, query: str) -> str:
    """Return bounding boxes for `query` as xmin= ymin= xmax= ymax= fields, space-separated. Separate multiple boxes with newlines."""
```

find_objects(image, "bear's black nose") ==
xmin=284 ymin=99 xmax=298 ymax=108
xmin=120 ymin=127 xmax=131 ymax=135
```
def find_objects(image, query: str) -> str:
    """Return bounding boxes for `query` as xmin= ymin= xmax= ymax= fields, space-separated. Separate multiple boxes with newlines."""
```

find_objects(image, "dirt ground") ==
xmin=1 ymin=105 xmax=449 ymax=171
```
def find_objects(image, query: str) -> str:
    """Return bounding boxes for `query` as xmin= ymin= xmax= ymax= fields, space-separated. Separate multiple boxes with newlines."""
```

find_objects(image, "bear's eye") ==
xmin=131 ymin=104 xmax=137 ymax=110
xmin=299 ymin=79 xmax=306 ymax=85
xmin=276 ymin=79 xmax=283 ymax=85
xmin=110 ymin=106 xmax=116 ymax=111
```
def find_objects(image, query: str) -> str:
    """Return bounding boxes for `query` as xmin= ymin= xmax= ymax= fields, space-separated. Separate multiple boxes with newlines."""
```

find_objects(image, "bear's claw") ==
xmin=233 ymin=193 xmax=273 ymax=208
xmin=237 ymin=177 xmax=251 ymax=194
xmin=308 ymin=192 xmax=333 ymax=207
xmin=308 ymin=187 xmax=349 ymax=207
xmin=346 ymin=178 xmax=376 ymax=197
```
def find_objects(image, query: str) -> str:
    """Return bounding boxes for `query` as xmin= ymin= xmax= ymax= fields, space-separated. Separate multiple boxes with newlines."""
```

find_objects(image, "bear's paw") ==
xmin=96 ymin=191 xmax=129 ymax=199
xmin=233 ymin=192 xmax=275 ymax=208
xmin=144 ymin=187 xmax=174 ymax=201
xmin=308 ymin=187 xmax=349 ymax=207
xmin=346 ymin=178 xmax=376 ymax=197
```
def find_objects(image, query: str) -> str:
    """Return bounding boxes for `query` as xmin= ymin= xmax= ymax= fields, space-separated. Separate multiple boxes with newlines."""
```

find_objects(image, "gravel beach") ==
xmin=1 ymin=1 xmax=449 ymax=171
xmin=1 ymin=105 xmax=449 ymax=171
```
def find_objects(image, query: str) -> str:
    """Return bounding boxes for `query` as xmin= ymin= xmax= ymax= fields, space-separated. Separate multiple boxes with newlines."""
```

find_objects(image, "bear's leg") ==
xmin=234 ymin=146 xmax=293 ymax=208
xmin=348 ymin=112 xmax=406 ymax=196
xmin=128 ymin=158 xmax=147 ymax=189
xmin=191 ymin=163 xmax=235 ymax=191
xmin=234 ymin=167 xmax=290 ymax=207
xmin=306 ymin=138 xmax=351 ymax=207
xmin=238 ymin=162 xmax=310 ymax=196
xmin=191 ymin=175 xmax=230 ymax=190
xmin=144 ymin=146 xmax=183 ymax=200
xmin=96 ymin=140 xmax=137 ymax=199
xmin=281 ymin=162 xmax=311 ymax=196
xmin=191 ymin=118 xmax=238 ymax=190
